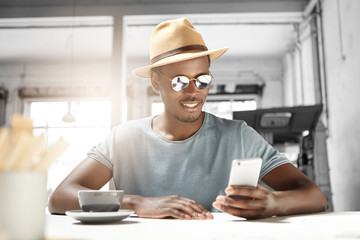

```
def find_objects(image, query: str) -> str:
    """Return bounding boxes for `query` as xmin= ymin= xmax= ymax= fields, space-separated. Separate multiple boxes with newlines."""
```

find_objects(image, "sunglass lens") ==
xmin=171 ymin=76 xmax=189 ymax=91
xmin=196 ymin=75 xmax=212 ymax=89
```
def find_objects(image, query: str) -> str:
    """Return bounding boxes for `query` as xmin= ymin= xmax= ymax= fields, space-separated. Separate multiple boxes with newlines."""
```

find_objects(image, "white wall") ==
xmin=322 ymin=0 xmax=360 ymax=210
xmin=211 ymin=57 xmax=284 ymax=108
xmin=283 ymin=53 xmax=295 ymax=106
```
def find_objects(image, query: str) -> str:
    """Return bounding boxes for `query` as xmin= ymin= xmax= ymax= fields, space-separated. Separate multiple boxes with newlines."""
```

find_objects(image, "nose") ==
xmin=183 ymin=79 xmax=198 ymax=95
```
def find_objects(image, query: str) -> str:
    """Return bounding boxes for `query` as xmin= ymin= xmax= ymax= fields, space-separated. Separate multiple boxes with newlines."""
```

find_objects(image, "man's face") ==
xmin=152 ymin=56 xmax=210 ymax=123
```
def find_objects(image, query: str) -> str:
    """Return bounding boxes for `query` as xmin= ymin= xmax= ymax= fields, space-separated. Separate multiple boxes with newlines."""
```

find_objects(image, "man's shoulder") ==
xmin=205 ymin=112 xmax=247 ymax=128
xmin=112 ymin=116 xmax=152 ymax=132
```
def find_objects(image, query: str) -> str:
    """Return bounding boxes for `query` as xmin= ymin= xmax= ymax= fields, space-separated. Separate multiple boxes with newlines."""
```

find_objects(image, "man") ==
xmin=49 ymin=18 xmax=327 ymax=219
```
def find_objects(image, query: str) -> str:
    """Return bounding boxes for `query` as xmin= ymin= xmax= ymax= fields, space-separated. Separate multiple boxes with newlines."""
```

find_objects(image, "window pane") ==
xmin=75 ymin=101 xmax=111 ymax=126
xmin=151 ymin=100 xmax=257 ymax=119
xmin=151 ymin=102 xmax=164 ymax=116
xmin=29 ymin=100 xmax=112 ymax=196
xmin=47 ymin=127 xmax=109 ymax=161
xmin=203 ymin=100 xmax=257 ymax=119
xmin=232 ymin=100 xmax=257 ymax=111
xmin=30 ymin=102 xmax=49 ymax=127
xmin=48 ymin=102 xmax=69 ymax=127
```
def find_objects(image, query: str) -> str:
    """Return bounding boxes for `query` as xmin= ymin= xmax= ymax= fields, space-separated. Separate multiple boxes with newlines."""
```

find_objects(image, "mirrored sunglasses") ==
xmin=156 ymin=71 xmax=213 ymax=92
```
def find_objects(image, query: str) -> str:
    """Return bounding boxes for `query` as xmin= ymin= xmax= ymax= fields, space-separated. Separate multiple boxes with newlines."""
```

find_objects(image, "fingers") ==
xmin=169 ymin=196 xmax=213 ymax=220
xmin=147 ymin=195 xmax=212 ymax=220
xmin=134 ymin=195 xmax=213 ymax=220
xmin=226 ymin=185 xmax=269 ymax=199
xmin=213 ymin=186 xmax=274 ymax=219
xmin=214 ymin=195 xmax=265 ymax=210
xmin=165 ymin=208 xmax=192 ymax=220
xmin=169 ymin=203 xmax=209 ymax=219
xmin=212 ymin=201 xmax=262 ymax=219
xmin=177 ymin=197 xmax=213 ymax=218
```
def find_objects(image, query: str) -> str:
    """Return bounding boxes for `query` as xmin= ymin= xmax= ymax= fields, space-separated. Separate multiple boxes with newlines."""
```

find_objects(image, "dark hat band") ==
xmin=151 ymin=45 xmax=208 ymax=64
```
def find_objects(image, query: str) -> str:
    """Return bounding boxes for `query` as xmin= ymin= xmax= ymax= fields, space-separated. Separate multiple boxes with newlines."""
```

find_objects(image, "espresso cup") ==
xmin=78 ymin=190 xmax=124 ymax=212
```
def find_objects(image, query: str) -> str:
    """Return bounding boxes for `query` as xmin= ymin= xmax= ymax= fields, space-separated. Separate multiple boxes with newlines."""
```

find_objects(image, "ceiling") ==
xmin=0 ymin=17 xmax=114 ymax=62
xmin=0 ymin=0 xmax=309 ymax=7
xmin=124 ymin=14 xmax=301 ymax=60
xmin=0 ymin=1 xmax=308 ymax=63
xmin=0 ymin=13 xmax=303 ymax=63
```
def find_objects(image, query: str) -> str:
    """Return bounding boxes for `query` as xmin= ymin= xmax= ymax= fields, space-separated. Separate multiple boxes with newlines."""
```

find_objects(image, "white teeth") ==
xmin=183 ymin=103 xmax=198 ymax=108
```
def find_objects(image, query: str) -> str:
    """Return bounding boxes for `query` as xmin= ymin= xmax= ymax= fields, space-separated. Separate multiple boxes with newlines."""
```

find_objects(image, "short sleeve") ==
xmin=87 ymin=127 xmax=118 ymax=171
xmin=240 ymin=122 xmax=290 ymax=180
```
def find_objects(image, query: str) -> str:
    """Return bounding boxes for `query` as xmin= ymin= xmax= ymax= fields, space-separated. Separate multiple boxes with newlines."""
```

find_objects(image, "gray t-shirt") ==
xmin=87 ymin=112 xmax=289 ymax=211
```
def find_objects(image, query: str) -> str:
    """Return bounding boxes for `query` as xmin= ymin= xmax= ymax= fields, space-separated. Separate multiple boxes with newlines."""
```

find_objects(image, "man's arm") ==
xmin=122 ymin=194 xmax=213 ymax=220
xmin=49 ymin=157 xmax=213 ymax=219
xmin=261 ymin=163 xmax=328 ymax=215
xmin=213 ymin=163 xmax=327 ymax=219
xmin=48 ymin=158 xmax=112 ymax=214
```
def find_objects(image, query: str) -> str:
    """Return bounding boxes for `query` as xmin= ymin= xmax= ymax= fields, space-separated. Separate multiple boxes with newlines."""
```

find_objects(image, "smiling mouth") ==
xmin=181 ymin=101 xmax=201 ymax=111
xmin=183 ymin=103 xmax=198 ymax=108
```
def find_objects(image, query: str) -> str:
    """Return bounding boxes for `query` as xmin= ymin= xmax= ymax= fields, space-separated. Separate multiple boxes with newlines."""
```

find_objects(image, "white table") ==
xmin=46 ymin=212 xmax=360 ymax=240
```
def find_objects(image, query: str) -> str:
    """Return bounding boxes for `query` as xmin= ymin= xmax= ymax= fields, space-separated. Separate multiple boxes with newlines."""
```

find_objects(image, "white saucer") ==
xmin=65 ymin=209 xmax=134 ymax=224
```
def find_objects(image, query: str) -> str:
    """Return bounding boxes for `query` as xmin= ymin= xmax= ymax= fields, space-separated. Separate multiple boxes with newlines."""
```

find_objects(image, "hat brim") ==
xmin=133 ymin=47 xmax=229 ymax=78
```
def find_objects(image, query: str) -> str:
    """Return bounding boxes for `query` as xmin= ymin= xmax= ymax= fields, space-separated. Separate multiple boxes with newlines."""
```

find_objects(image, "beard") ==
xmin=162 ymin=96 xmax=206 ymax=123
xmin=172 ymin=110 xmax=203 ymax=123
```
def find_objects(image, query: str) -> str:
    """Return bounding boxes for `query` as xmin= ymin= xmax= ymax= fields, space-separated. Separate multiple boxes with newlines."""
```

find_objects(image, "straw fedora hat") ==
xmin=133 ymin=17 xmax=228 ymax=78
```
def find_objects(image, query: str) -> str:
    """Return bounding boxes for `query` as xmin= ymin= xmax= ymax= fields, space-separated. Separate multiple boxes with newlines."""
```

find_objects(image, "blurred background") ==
xmin=0 ymin=0 xmax=359 ymax=212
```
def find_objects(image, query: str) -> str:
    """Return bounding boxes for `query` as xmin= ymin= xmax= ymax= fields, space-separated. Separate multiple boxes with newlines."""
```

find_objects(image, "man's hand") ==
xmin=213 ymin=164 xmax=328 ymax=219
xmin=128 ymin=195 xmax=213 ymax=220
xmin=212 ymin=185 xmax=278 ymax=219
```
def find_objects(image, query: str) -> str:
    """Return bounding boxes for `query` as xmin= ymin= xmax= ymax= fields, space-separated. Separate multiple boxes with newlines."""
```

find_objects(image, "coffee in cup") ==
xmin=78 ymin=190 xmax=124 ymax=212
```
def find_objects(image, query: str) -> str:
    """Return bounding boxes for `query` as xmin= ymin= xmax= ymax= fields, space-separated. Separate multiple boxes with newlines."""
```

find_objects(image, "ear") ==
xmin=150 ymin=70 xmax=160 ymax=92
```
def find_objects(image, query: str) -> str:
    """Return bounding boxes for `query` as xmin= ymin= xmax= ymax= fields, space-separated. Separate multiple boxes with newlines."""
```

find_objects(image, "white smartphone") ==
xmin=228 ymin=158 xmax=262 ymax=187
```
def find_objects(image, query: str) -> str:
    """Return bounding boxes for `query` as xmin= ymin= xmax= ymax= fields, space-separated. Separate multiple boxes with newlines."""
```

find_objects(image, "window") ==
xmin=203 ymin=100 xmax=257 ymax=119
xmin=151 ymin=99 xmax=256 ymax=119
xmin=151 ymin=102 xmax=164 ymax=116
xmin=28 ymin=100 xmax=112 ymax=195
